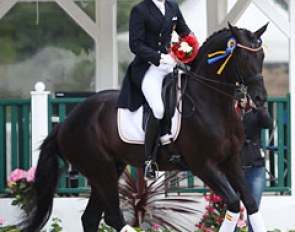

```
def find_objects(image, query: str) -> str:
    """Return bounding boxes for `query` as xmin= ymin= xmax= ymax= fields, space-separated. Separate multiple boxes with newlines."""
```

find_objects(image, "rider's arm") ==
xmin=129 ymin=6 xmax=161 ymax=66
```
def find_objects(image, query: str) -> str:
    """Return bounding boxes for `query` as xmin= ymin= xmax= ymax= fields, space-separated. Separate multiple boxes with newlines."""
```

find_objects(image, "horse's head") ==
xmin=229 ymin=23 xmax=268 ymax=107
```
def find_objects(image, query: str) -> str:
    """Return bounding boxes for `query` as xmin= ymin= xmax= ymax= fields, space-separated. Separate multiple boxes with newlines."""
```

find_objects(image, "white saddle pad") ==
xmin=117 ymin=75 xmax=182 ymax=145
xmin=117 ymin=106 xmax=181 ymax=145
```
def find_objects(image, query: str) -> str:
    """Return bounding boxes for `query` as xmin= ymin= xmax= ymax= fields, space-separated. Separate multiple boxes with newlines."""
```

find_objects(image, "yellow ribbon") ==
xmin=207 ymin=38 xmax=237 ymax=75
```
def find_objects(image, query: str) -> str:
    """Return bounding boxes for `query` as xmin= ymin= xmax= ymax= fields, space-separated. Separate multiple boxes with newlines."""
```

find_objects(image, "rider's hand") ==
xmin=160 ymin=53 xmax=177 ymax=67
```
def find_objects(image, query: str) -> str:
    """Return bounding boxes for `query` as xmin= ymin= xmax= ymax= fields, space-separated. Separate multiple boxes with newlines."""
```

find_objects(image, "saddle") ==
xmin=142 ymin=71 xmax=177 ymax=135
xmin=142 ymin=69 xmax=188 ymax=170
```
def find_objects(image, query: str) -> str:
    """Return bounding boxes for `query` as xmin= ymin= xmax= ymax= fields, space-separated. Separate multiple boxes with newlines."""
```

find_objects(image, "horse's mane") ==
xmin=190 ymin=26 xmax=250 ymax=71
xmin=190 ymin=28 xmax=230 ymax=70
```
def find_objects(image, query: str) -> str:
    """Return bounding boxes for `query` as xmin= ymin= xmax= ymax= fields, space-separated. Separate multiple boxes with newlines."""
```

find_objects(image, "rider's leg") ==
xmin=141 ymin=64 xmax=172 ymax=180
xmin=143 ymin=113 xmax=161 ymax=180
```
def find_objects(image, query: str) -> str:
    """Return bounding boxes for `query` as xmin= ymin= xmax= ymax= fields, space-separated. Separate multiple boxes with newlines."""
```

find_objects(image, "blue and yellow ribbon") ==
xmin=208 ymin=37 xmax=237 ymax=75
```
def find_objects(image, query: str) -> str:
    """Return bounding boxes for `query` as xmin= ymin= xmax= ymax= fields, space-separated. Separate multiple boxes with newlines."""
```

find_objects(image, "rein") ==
xmin=180 ymin=36 xmax=263 ymax=97
xmin=177 ymin=65 xmax=237 ymax=99
xmin=175 ymin=37 xmax=263 ymax=115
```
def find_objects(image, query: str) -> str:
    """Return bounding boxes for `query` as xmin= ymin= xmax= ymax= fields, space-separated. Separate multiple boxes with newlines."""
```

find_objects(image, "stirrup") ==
xmin=144 ymin=160 xmax=159 ymax=181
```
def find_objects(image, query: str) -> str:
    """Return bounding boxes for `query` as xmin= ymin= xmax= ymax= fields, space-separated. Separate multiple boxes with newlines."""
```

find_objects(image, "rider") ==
xmin=117 ymin=0 xmax=194 ymax=180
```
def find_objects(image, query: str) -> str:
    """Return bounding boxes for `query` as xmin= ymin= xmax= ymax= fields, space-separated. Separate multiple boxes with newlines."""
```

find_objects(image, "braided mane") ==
xmin=190 ymin=26 xmax=250 ymax=71
xmin=190 ymin=27 xmax=230 ymax=70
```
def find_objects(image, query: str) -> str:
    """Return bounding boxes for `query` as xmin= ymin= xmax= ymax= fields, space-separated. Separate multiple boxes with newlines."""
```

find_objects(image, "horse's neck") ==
xmin=186 ymin=66 xmax=236 ymax=118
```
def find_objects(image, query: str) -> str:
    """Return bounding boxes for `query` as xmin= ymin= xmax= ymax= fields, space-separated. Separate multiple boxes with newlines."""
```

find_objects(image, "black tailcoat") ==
xmin=117 ymin=0 xmax=191 ymax=111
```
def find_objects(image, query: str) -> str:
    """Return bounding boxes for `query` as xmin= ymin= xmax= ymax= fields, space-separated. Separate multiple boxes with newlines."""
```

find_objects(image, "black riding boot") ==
xmin=144 ymin=113 xmax=161 ymax=181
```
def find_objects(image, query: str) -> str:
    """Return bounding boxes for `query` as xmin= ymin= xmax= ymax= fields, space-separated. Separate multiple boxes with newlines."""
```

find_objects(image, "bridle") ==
xmin=178 ymin=36 xmax=264 ymax=99
xmin=234 ymin=42 xmax=264 ymax=87
xmin=175 ymin=37 xmax=264 ymax=115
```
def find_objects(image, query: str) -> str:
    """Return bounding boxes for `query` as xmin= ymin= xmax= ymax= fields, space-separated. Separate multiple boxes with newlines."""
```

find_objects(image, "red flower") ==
xmin=171 ymin=44 xmax=178 ymax=53
xmin=185 ymin=35 xmax=197 ymax=46
xmin=176 ymin=50 xmax=186 ymax=59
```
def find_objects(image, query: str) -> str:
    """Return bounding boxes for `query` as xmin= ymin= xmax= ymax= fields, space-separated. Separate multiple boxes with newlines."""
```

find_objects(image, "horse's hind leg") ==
xmin=85 ymin=160 xmax=127 ymax=231
xmin=195 ymin=163 xmax=241 ymax=232
xmin=103 ymin=162 xmax=127 ymax=230
xmin=82 ymin=185 xmax=104 ymax=232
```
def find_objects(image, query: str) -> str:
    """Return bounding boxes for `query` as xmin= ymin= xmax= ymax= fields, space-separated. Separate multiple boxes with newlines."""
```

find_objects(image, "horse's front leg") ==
xmin=194 ymin=162 xmax=241 ymax=232
xmin=223 ymin=157 xmax=266 ymax=232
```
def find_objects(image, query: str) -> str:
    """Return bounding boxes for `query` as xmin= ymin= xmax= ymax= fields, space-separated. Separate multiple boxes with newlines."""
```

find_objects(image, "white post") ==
xmin=95 ymin=0 xmax=118 ymax=90
xmin=31 ymin=82 xmax=50 ymax=167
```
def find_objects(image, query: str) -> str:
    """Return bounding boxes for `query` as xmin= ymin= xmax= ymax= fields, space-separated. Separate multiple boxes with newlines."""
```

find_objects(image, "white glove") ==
xmin=160 ymin=53 xmax=177 ymax=67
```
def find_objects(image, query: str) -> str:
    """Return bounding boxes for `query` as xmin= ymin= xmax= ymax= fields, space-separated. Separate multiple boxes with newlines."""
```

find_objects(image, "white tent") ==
xmin=181 ymin=0 xmax=289 ymax=62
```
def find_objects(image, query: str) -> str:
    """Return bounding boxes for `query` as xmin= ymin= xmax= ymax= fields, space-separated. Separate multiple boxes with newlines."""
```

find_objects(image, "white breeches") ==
xmin=141 ymin=63 xmax=174 ymax=119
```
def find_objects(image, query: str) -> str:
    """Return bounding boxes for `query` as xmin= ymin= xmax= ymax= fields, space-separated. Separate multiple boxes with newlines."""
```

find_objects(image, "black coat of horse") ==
xmin=20 ymin=23 xmax=268 ymax=232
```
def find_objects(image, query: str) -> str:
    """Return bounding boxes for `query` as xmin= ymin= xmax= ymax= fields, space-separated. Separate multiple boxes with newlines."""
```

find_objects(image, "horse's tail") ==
xmin=21 ymin=124 xmax=62 ymax=232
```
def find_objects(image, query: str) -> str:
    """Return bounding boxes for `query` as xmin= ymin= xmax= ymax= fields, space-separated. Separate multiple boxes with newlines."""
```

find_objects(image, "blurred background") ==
xmin=0 ymin=0 xmax=289 ymax=98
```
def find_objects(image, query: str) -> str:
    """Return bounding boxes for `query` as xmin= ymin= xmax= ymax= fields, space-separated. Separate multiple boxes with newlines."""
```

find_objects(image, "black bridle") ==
xmin=174 ymin=40 xmax=264 ymax=115
xmin=177 ymin=38 xmax=264 ymax=100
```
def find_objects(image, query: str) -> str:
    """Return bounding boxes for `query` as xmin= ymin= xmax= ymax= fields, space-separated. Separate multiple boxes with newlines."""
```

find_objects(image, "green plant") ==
xmin=119 ymin=168 xmax=200 ymax=231
xmin=0 ymin=217 xmax=62 ymax=232
xmin=46 ymin=218 xmax=63 ymax=232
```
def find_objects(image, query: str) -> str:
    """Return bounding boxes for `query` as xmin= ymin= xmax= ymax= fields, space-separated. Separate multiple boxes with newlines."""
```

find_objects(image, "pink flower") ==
xmin=205 ymin=206 xmax=215 ymax=212
xmin=237 ymin=218 xmax=247 ymax=228
xmin=152 ymin=224 xmax=160 ymax=230
xmin=212 ymin=194 xmax=222 ymax=203
xmin=204 ymin=194 xmax=211 ymax=202
xmin=26 ymin=167 xmax=36 ymax=182
xmin=9 ymin=169 xmax=27 ymax=182
xmin=0 ymin=217 xmax=5 ymax=225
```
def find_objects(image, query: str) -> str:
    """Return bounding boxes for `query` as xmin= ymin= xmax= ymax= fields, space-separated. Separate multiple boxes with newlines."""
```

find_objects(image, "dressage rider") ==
xmin=117 ymin=0 xmax=194 ymax=180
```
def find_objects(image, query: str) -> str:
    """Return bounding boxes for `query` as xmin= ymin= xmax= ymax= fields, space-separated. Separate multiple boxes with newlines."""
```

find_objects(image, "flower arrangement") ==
xmin=7 ymin=167 xmax=36 ymax=215
xmin=170 ymin=35 xmax=199 ymax=63
xmin=195 ymin=189 xmax=247 ymax=232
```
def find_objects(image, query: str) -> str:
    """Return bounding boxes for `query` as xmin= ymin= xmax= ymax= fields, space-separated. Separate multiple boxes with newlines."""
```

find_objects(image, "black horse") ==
xmin=20 ymin=23 xmax=268 ymax=232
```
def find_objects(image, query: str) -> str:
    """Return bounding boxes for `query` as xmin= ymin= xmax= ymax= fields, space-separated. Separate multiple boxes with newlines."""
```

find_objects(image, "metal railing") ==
xmin=48 ymin=96 xmax=90 ymax=194
xmin=0 ymin=95 xmax=291 ymax=195
xmin=0 ymin=99 xmax=31 ymax=193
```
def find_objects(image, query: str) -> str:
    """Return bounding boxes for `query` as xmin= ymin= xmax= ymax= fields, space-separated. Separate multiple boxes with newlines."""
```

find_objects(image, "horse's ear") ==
xmin=254 ymin=22 xmax=269 ymax=38
xmin=228 ymin=22 xmax=242 ymax=41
